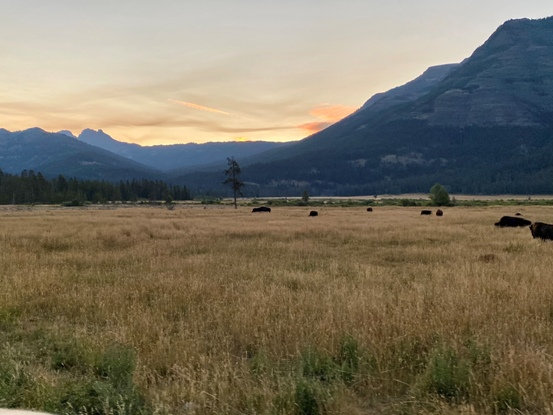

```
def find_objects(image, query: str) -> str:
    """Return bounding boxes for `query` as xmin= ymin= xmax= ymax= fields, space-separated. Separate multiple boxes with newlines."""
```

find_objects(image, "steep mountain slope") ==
xmin=360 ymin=63 xmax=460 ymax=115
xmin=409 ymin=17 xmax=553 ymax=126
xmin=236 ymin=63 xmax=460 ymax=166
xmin=176 ymin=16 xmax=553 ymax=196
xmin=0 ymin=128 xmax=161 ymax=180
xmin=78 ymin=129 xmax=289 ymax=172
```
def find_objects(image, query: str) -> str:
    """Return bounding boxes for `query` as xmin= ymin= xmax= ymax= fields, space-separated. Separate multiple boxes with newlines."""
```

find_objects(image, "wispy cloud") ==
xmin=98 ymin=116 xmax=296 ymax=134
xmin=169 ymin=99 xmax=231 ymax=116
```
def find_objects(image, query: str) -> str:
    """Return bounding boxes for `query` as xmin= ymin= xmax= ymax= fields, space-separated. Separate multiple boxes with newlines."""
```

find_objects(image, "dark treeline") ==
xmin=0 ymin=169 xmax=190 ymax=204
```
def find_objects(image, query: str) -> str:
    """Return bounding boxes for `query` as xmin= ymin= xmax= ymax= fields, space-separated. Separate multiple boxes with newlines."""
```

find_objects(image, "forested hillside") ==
xmin=0 ymin=169 xmax=190 ymax=204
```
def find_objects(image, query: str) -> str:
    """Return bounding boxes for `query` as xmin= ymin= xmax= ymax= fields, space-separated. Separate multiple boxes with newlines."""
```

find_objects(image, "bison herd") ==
xmin=420 ymin=209 xmax=443 ymax=216
xmin=495 ymin=215 xmax=553 ymax=241
xmin=251 ymin=206 xmax=319 ymax=217
xmin=251 ymin=206 xmax=448 ymax=218
xmin=251 ymin=206 xmax=553 ymax=241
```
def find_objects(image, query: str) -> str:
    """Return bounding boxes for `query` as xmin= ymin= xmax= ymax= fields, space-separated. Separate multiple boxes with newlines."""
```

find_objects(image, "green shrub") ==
xmin=51 ymin=339 xmax=90 ymax=372
xmin=54 ymin=344 xmax=145 ymax=415
xmin=0 ymin=345 xmax=31 ymax=407
xmin=494 ymin=385 xmax=522 ymax=413
xmin=58 ymin=378 xmax=145 ymax=415
xmin=417 ymin=345 xmax=470 ymax=400
xmin=465 ymin=339 xmax=491 ymax=368
xmin=200 ymin=198 xmax=220 ymax=205
xmin=294 ymin=380 xmax=322 ymax=415
xmin=0 ymin=336 xmax=147 ymax=415
xmin=95 ymin=345 xmax=136 ymax=389
xmin=335 ymin=335 xmax=372 ymax=385
xmin=300 ymin=348 xmax=337 ymax=383
xmin=300 ymin=338 xmax=374 ymax=388
xmin=400 ymin=199 xmax=417 ymax=207
xmin=0 ymin=307 xmax=20 ymax=330
xmin=429 ymin=183 xmax=451 ymax=206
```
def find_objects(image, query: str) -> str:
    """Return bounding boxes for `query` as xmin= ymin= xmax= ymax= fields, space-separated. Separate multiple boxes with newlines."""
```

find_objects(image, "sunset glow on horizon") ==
xmin=1 ymin=1 xmax=552 ymax=145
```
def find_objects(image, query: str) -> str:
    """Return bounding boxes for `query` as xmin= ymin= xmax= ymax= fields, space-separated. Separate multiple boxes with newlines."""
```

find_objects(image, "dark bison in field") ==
xmin=367 ymin=207 xmax=373 ymax=212
xmin=530 ymin=222 xmax=553 ymax=240
xmin=420 ymin=210 xmax=432 ymax=215
xmin=436 ymin=209 xmax=443 ymax=216
xmin=494 ymin=216 xmax=531 ymax=227
xmin=252 ymin=206 xmax=271 ymax=213
xmin=309 ymin=210 xmax=318 ymax=217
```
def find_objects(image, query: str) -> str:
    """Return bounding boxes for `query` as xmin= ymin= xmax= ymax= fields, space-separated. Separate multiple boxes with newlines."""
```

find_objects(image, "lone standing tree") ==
xmin=223 ymin=157 xmax=244 ymax=209
xmin=429 ymin=183 xmax=450 ymax=206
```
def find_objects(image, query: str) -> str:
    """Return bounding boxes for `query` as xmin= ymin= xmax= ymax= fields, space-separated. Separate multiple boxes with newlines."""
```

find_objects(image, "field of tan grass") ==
xmin=2 ymin=205 xmax=553 ymax=414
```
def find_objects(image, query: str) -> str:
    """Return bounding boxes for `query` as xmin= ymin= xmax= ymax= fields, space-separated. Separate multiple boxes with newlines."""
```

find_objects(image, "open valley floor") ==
xmin=2 ymin=206 xmax=553 ymax=414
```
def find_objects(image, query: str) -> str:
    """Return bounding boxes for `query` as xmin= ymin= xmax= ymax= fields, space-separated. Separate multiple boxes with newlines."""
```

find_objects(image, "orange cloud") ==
xmin=169 ymin=99 xmax=231 ymax=115
xmin=309 ymin=104 xmax=356 ymax=122
xmin=298 ymin=121 xmax=332 ymax=134
xmin=297 ymin=104 xmax=356 ymax=134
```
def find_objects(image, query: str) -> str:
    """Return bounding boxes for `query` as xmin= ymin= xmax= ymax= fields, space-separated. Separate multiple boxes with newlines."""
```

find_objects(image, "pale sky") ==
xmin=1 ymin=0 xmax=551 ymax=145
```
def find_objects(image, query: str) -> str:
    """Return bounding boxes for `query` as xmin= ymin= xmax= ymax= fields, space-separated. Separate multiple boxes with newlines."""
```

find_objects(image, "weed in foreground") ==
xmin=416 ymin=345 xmax=471 ymax=401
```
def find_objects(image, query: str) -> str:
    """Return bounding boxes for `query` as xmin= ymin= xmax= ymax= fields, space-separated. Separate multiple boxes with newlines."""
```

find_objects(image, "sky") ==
xmin=1 ymin=1 xmax=552 ymax=145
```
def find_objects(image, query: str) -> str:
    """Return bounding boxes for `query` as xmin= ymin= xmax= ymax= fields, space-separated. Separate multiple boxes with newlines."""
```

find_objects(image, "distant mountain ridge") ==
xmin=0 ymin=126 xmax=290 ymax=182
xmin=77 ymin=129 xmax=289 ymax=172
xmin=57 ymin=130 xmax=77 ymax=139
xmin=0 ymin=128 xmax=160 ymax=180
xmin=78 ymin=129 xmax=142 ymax=161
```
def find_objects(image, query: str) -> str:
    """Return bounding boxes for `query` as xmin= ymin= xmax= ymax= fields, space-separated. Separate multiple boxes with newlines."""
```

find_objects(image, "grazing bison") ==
xmin=420 ymin=210 xmax=432 ymax=215
xmin=515 ymin=212 xmax=522 ymax=216
xmin=252 ymin=206 xmax=271 ymax=213
xmin=367 ymin=207 xmax=373 ymax=212
xmin=309 ymin=210 xmax=318 ymax=217
xmin=436 ymin=209 xmax=443 ymax=217
xmin=530 ymin=222 xmax=553 ymax=240
xmin=494 ymin=216 xmax=531 ymax=227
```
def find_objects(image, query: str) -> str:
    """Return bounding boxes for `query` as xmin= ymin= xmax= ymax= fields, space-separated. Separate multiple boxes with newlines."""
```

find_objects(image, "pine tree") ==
xmin=223 ymin=157 xmax=244 ymax=209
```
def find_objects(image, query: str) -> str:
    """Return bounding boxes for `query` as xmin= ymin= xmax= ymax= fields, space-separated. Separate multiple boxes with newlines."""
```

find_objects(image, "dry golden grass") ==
xmin=2 ymin=205 xmax=553 ymax=414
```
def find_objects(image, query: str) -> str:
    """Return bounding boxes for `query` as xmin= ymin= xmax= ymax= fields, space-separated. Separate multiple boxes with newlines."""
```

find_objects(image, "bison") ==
xmin=309 ymin=210 xmax=318 ymax=217
xmin=367 ymin=207 xmax=373 ymax=212
xmin=494 ymin=216 xmax=531 ymax=227
xmin=530 ymin=222 xmax=553 ymax=241
xmin=252 ymin=206 xmax=271 ymax=213
xmin=436 ymin=209 xmax=443 ymax=217
xmin=420 ymin=210 xmax=432 ymax=215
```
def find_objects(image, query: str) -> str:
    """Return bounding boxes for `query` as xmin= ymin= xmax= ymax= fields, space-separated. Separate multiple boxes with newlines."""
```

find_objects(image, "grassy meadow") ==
xmin=2 ymin=205 xmax=553 ymax=414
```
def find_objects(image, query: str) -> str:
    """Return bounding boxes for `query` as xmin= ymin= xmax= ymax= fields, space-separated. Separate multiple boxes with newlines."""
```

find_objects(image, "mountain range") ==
xmin=77 ymin=129 xmax=288 ymax=172
xmin=0 ymin=128 xmax=287 ymax=182
xmin=0 ymin=128 xmax=159 ymax=181
xmin=2 ymin=16 xmax=553 ymax=195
